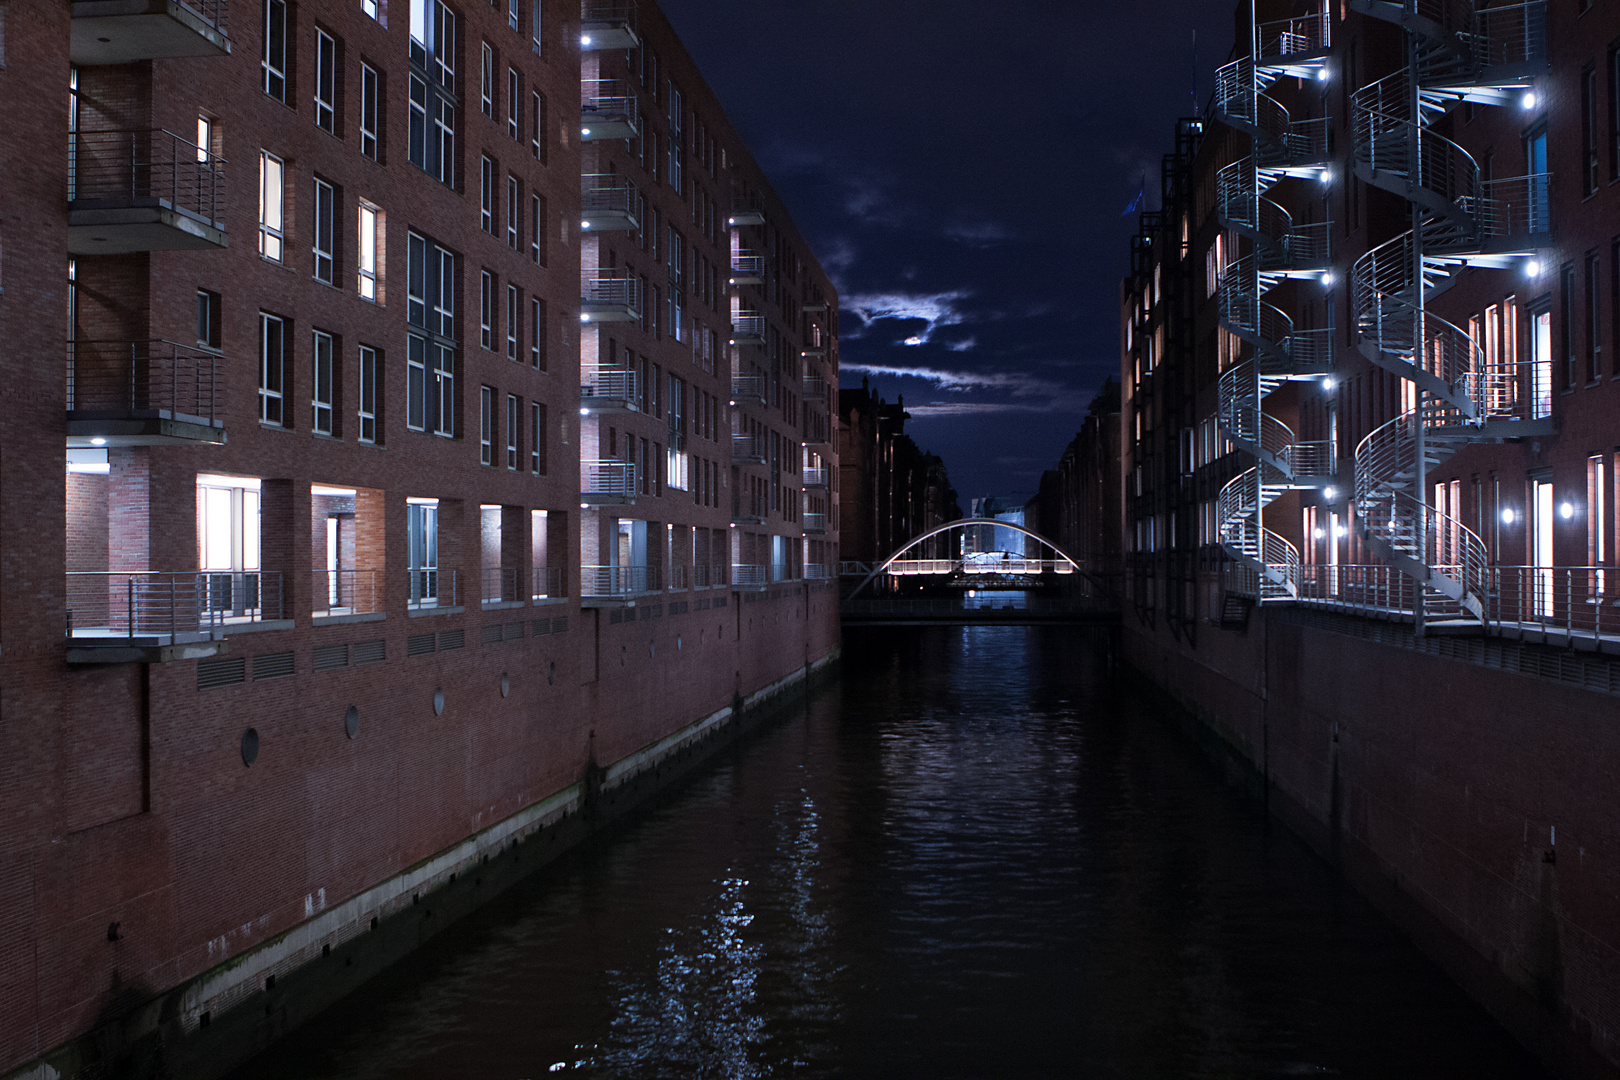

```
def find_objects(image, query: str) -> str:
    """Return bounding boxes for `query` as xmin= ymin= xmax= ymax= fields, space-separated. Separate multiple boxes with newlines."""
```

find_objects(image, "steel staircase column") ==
xmin=1408 ymin=11 xmax=1428 ymax=637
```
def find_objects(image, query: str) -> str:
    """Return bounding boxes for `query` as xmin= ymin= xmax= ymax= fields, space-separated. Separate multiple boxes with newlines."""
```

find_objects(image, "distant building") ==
xmin=1027 ymin=379 xmax=1121 ymax=580
xmin=838 ymin=381 xmax=959 ymax=563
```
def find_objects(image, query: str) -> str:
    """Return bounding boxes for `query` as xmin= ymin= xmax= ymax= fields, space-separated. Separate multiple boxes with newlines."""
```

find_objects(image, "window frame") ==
xmin=312 ymin=327 xmax=335 ymax=435
xmin=263 ymin=0 xmax=288 ymax=102
xmin=259 ymin=311 xmax=287 ymax=426
xmin=357 ymin=201 xmax=379 ymax=300
xmin=506 ymin=283 xmax=520 ymax=361
xmin=531 ymin=401 xmax=545 ymax=474
xmin=480 ymin=269 xmax=495 ymax=350
xmin=312 ymin=175 xmax=335 ymax=284
xmin=480 ymin=385 xmax=495 ymax=465
xmin=360 ymin=61 xmax=380 ymax=160
xmin=314 ymin=27 xmax=337 ymax=133
xmin=358 ymin=344 xmax=378 ymax=443
xmin=506 ymin=393 xmax=520 ymax=469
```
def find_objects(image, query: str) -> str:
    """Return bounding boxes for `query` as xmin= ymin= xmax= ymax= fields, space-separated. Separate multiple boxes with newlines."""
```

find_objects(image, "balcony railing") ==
xmin=803 ymin=467 xmax=829 ymax=487
xmin=68 ymin=128 xmax=227 ymax=252
xmin=731 ymin=433 xmax=766 ymax=464
xmin=313 ymin=569 xmax=382 ymax=618
xmin=481 ymin=566 xmax=523 ymax=605
xmin=581 ymin=176 xmax=642 ymax=232
xmin=729 ymin=250 xmax=764 ymax=284
xmin=731 ymin=372 xmax=767 ymax=404
xmin=67 ymin=570 xmax=282 ymax=641
xmin=532 ymin=565 xmax=566 ymax=600
xmin=804 ymin=563 xmax=834 ymax=580
xmin=802 ymin=374 xmax=828 ymax=399
xmin=407 ymin=568 xmax=458 ymax=610
xmin=581 ymin=269 xmax=642 ymax=322
xmin=71 ymin=1 xmax=231 ymax=67
xmin=731 ymin=564 xmax=767 ymax=590
xmin=67 ymin=338 xmax=225 ymax=443
xmin=729 ymin=195 xmax=765 ymax=226
xmin=803 ymin=512 xmax=828 ymax=534
xmin=731 ymin=312 xmax=767 ymax=344
xmin=582 ymin=564 xmax=659 ymax=597
xmin=580 ymin=366 xmax=638 ymax=411
xmin=579 ymin=0 xmax=639 ymax=50
xmin=581 ymin=79 xmax=640 ymax=140
xmin=667 ymin=564 xmax=688 ymax=591
xmin=583 ymin=461 xmax=638 ymax=501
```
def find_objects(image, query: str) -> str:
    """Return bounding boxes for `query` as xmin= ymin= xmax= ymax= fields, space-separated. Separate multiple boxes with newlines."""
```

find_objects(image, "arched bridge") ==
xmin=840 ymin=521 xmax=1119 ymax=625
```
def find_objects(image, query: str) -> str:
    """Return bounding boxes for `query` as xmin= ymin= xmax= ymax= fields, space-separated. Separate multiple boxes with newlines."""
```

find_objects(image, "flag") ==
xmin=1122 ymin=185 xmax=1145 ymax=217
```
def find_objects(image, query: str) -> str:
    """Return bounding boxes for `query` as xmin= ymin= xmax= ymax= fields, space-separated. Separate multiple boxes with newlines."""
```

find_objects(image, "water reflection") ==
xmin=230 ymin=627 xmax=1544 ymax=1079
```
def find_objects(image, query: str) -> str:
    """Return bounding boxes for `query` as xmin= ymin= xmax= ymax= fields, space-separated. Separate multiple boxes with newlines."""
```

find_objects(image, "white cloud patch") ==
xmin=944 ymin=221 xmax=1016 ymax=247
xmin=844 ymin=291 xmax=970 ymax=345
xmin=946 ymin=337 xmax=977 ymax=353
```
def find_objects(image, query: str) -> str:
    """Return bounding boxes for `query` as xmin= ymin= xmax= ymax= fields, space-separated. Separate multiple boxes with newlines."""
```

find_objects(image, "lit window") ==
xmin=357 ymin=202 xmax=380 ymax=300
xmin=258 ymin=151 xmax=284 ymax=261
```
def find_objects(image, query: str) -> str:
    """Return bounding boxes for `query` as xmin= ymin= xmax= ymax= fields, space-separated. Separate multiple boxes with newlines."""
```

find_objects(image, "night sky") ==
xmin=657 ymin=0 xmax=1238 ymax=501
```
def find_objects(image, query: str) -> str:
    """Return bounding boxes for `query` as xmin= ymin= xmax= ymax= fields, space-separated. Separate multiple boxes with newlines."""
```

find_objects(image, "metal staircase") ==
xmin=1213 ymin=8 xmax=1334 ymax=600
xmin=1347 ymin=0 xmax=1549 ymax=624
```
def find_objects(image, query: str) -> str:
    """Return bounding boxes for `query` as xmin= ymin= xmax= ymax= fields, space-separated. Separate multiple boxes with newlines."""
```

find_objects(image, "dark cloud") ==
xmin=658 ymin=0 xmax=1234 ymax=498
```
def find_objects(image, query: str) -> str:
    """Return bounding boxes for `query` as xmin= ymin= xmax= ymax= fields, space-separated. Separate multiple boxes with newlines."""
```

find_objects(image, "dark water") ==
xmin=234 ymin=627 xmax=1545 ymax=1079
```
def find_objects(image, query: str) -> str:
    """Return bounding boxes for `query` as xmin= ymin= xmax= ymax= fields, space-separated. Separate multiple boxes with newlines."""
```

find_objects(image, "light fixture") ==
xmin=1502 ymin=507 xmax=1517 ymax=525
xmin=580 ymin=33 xmax=592 ymax=46
xmin=1334 ymin=524 xmax=1348 ymax=538
xmin=579 ymin=407 xmax=590 ymax=416
xmin=582 ymin=220 xmax=592 ymax=229
xmin=1324 ymin=486 xmax=1337 ymax=501
xmin=581 ymin=127 xmax=591 ymax=137
xmin=727 ymin=217 xmax=737 ymax=226
xmin=1321 ymin=271 xmax=1335 ymax=286
xmin=1322 ymin=376 xmax=1337 ymax=391
xmin=1522 ymin=91 xmax=1537 ymax=110
xmin=580 ymin=313 xmax=591 ymax=322
xmin=1560 ymin=501 xmax=1575 ymax=520
xmin=1527 ymin=259 xmax=1542 ymax=278
xmin=90 ymin=436 xmax=107 ymax=446
xmin=1317 ymin=67 xmax=1330 ymax=82
xmin=581 ymin=503 xmax=590 ymax=509
xmin=1313 ymin=527 xmax=1325 ymax=540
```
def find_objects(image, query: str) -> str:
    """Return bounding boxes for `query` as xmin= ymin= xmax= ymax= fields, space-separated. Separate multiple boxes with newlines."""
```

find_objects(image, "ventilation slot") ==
xmin=313 ymin=644 xmax=349 ymax=672
xmin=407 ymin=632 xmax=437 ymax=657
xmin=439 ymin=629 xmax=465 ymax=650
xmin=505 ymin=622 xmax=525 ymax=640
xmin=531 ymin=618 xmax=551 ymax=636
xmin=481 ymin=624 xmax=504 ymax=645
xmin=253 ymin=651 xmax=295 ymax=680
xmin=353 ymin=639 xmax=386 ymax=665
xmin=197 ymin=656 xmax=246 ymax=690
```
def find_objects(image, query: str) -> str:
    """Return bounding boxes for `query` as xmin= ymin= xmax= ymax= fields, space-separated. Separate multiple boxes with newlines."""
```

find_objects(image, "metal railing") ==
xmin=581 ymin=0 xmax=636 ymax=25
xmin=731 ymin=564 xmax=767 ymax=589
xmin=580 ymin=366 xmax=638 ymax=405
xmin=805 ymin=563 xmax=834 ymax=581
xmin=66 ymin=338 xmax=222 ymax=424
xmin=803 ymin=512 xmax=828 ymax=533
xmin=731 ymin=373 xmax=767 ymax=403
xmin=803 ymin=467 xmax=829 ymax=487
xmin=66 ymin=570 xmax=281 ymax=639
xmin=408 ymin=568 xmax=458 ymax=610
xmin=581 ymin=79 xmax=639 ymax=123
xmin=312 ymin=569 xmax=382 ymax=617
xmin=802 ymin=374 xmax=828 ymax=399
xmin=1490 ymin=566 xmax=1619 ymax=641
xmin=1255 ymin=10 xmax=1329 ymax=60
xmin=731 ymin=433 xmax=766 ymax=462
xmin=532 ymin=565 xmax=565 ymax=600
xmin=481 ymin=566 xmax=523 ymax=605
xmin=691 ymin=563 xmax=711 ymax=589
xmin=69 ymin=128 xmax=226 ymax=228
xmin=730 ymin=251 xmax=763 ymax=278
xmin=582 ymin=564 xmax=658 ymax=597
xmin=732 ymin=312 xmax=766 ymax=341
xmin=667 ymin=564 xmax=688 ymax=591
xmin=581 ymin=269 xmax=642 ymax=311
xmin=583 ymin=461 xmax=637 ymax=496
xmin=581 ymin=176 xmax=641 ymax=219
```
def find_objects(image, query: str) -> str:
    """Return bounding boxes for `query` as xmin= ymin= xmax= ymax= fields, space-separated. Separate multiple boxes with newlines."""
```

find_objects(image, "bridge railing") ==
xmin=842 ymin=596 xmax=1118 ymax=618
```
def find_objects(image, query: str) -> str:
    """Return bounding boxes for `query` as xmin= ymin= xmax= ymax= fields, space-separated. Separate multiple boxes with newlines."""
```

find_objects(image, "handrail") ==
xmin=66 ymin=338 xmax=223 ymax=423
xmin=583 ymin=460 xmax=637 ymax=495
xmin=68 ymin=128 xmax=227 ymax=228
xmin=66 ymin=570 xmax=282 ymax=639
xmin=312 ymin=568 xmax=382 ymax=617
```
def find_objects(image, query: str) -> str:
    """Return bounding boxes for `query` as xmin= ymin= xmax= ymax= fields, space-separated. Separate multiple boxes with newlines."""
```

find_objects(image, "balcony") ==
xmin=729 ymin=196 xmax=765 ymax=227
xmin=581 ymin=80 xmax=640 ymax=141
xmin=729 ymin=251 xmax=764 ymax=286
xmin=731 ymin=433 xmax=766 ymax=466
xmin=532 ymin=565 xmax=566 ymax=602
xmin=730 ymin=372 xmax=767 ymax=406
xmin=804 ymin=563 xmax=834 ymax=581
xmin=407 ymin=568 xmax=461 ymax=612
xmin=581 ymin=564 xmax=659 ymax=604
xmin=667 ymin=564 xmax=688 ymax=591
xmin=581 ymin=269 xmax=642 ymax=323
xmin=803 ymin=467 xmax=829 ymax=488
xmin=802 ymin=374 xmax=828 ymax=400
xmin=580 ymin=367 xmax=639 ymax=413
xmin=72 ymin=0 xmax=231 ymax=65
xmin=582 ymin=461 xmax=638 ymax=505
xmin=69 ymin=129 xmax=227 ymax=253
xmin=803 ymin=512 xmax=829 ymax=535
xmin=731 ymin=311 xmax=766 ymax=346
xmin=67 ymin=339 xmax=225 ymax=446
xmin=731 ymin=564 xmax=768 ymax=592
xmin=66 ymin=570 xmax=284 ymax=663
xmin=312 ymin=569 xmax=383 ymax=622
xmin=581 ymin=175 xmax=641 ymax=232
xmin=579 ymin=0 xmax=639 ymax=50
xmin=481 ymin=567 xmax=524 ymax=608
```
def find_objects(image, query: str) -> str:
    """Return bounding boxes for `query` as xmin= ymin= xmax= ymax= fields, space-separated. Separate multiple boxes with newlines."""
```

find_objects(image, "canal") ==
xmin=232 ymin=626 xmax=1543 ymax=1078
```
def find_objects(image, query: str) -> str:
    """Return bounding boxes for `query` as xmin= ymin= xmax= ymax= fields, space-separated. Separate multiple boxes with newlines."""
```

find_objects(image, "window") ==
xmin=531 ymin=90 xmax=546 ymax=163
xmin=1588 ymin=252 xmax=1603 ymax=383
xmin=508 ymin=0 xmax=519 ymax=32
xmin=362 ymin=0 xmax=379 ymax=20
xmin=480 ymin=42 xmax=493 ymax=116
xmin=1583 ymin=64 xmax=1599 ymax=197
xmin=531 ymin=401 xmax=545 ymax=473
xmin=1563 ymin=262 xmax=1577 ymax=388
xmin=480 ymin=155 xmax=496 ymax=233
xmin=258 ymin=151 xmax=285 ymax=261
xmin=407 ymin=231 xmax=456 ymax=436
xmin=263 ymin=0 xmax=288 ymax=102
xmin=506 ymin=283 xmax=519 ymax=361
xmin=480 ymin=269 xmax=494 ymax=349
xmin=480 ymin=385 xmax=495 ymax=464
xmin=358 ymin=344 xmax=378 ymax=443
xmin=530 ymin=296 xmax=547 ymax=370
xmin=196 ymin=115 xmax=214 ymax=164
xmin=407 ymin=498 xmax=439 ymax=607
xmin=1532 ymin=304 xmax=1553 ymax=419
xmin=531 ymin=193 xmax=547 ymax=264
xmin=312 ymin=328 xmax=335 ymax=434
xmin=506 ymin=394 xmax=520 ymax=469
xmin=315 ymin=28 xmax=337 ymax=133
xmin=668 ymin=87 xmax=682 ymax=192
xmin=530 ymin=0 xmax=542 ymax=54
xmin=357 ymin=201 xmax=380 ymax=299
xmin=259 ymin=312 xmax=286 ymax=425
xmin=197 ymin=289 xmax=221 ymax=349
xmin=360 ymin=62 xmax=380 ymax=160
xmin=312 ymin=176 xmax=335 ymax=283
xmin=1610 ymin=44 xmax=1620 ymax=182
xmin=507 ymin=68 xmax=519 ymax=141
xmin=408 ymin=1 xmax=457 ymax=186
xmin=507 ymin=175 xmax=520 ymax=248
xmin=1527 ymin=126 xmax=1549 ymax=232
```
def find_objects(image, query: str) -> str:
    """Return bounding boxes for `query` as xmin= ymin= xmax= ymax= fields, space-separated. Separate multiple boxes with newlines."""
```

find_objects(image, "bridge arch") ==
xmin=846 ymin=520 xmax=1102 ymax=600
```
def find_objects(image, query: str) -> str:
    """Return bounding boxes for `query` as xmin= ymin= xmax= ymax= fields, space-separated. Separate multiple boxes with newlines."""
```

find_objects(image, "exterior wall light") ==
xmin=1323 ymin=486 xmax=1337 ymax=501
xmin=1527 ymin=260 xmax=1542 ymax=278
xmin=581 ymin=34 xmax=592 ymax=46
xmin=1560 ymin=501 xmax=1576 ymax=520
xmin=1322 ymin=376 xmax=1337 ymax=391
xmin=1502 ymin=507 xmax=1516 ymax=524
xmin=1334 ymin=525 xmax=1348 ymax=538
xmin=1522 ymin=92 xmax=1537 ymax=110
xmin=1313 ymin=527 xmax=1325 ymax=540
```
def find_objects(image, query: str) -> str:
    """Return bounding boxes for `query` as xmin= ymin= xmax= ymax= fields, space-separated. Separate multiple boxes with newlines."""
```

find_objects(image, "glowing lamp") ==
xmin=1502 ymin=507 xmax=1517 ymax=524
xmin=580 ymin=34 xmax=592 ymax=46
xmin=1522 ymin=91 xmax=1537 ymax=110
xmin=90 ymin=437 xmax=107 ymax=446
xmin=1560 ymin=502 xmax=1575 ymax=520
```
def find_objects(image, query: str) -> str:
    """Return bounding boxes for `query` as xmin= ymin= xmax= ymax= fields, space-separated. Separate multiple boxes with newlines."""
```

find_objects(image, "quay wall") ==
xmin=1125 ymin=611 xmax=1620 ymax=1079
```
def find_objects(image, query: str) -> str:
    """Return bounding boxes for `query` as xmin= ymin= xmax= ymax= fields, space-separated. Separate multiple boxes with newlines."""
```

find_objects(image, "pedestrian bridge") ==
xmin=840 ymin=521 xmax=1119 ymax=624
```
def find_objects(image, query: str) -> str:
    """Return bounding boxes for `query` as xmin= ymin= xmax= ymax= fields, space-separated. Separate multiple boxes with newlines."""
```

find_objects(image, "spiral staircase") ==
xmin=1347 ymin=0 xmax=1549 ymax=622
xmin=1213 ymin=11 xmax=1334 ymax=600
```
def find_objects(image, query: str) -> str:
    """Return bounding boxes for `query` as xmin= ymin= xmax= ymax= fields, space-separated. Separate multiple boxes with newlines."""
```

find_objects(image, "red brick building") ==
xmin=0 ymin=2 xmax=838 ymax=1075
